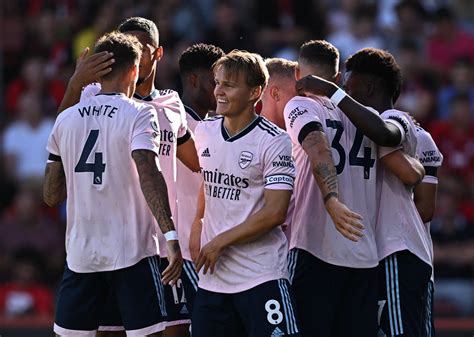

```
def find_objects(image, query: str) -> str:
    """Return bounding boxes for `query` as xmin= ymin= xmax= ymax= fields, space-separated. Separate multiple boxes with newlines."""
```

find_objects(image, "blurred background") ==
xmin=0 ymin=0 xmax=473 ymax=336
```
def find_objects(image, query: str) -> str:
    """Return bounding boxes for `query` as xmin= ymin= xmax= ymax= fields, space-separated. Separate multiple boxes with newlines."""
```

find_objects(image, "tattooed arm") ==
xmin=132 ymin=149 xmax=182 ymax=285
xmin=43 ymin=162 xmax=67 ymax=207
xmin=302 ymin=130 xmax=364 ymax=241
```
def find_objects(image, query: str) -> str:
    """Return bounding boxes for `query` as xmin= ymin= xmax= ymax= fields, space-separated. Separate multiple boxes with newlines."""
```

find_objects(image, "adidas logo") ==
xmin=201 ymin=148 xmax=210 ymax=157
xmin=180 ymin=304 xmax=189 ymax=315
xmin=271 ymin=327 xmax=285 ymax=337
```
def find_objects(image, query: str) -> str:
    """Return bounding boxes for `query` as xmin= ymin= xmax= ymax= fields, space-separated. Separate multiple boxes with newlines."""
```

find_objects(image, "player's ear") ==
xmin=270 ymin=86 xmax=279 ymax=102
xmin=190 ymin=73 xmax=198 ymax=88
xmin=153 ymin=46 xmax=163 ymax=62
xmin=250 ymin=86 xmax=262 ymax=101
xmin=333 ymin=71 xmax=342 ymax=86
xmin=295 ymin=65 xmax=301 ymax=81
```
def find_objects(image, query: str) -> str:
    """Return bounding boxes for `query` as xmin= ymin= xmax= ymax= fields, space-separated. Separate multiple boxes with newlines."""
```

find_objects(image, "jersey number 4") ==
xmin=325 ymin=119 xmax=375 ymax=179
xmin=74 ymin=130 xmax=106 ymax=185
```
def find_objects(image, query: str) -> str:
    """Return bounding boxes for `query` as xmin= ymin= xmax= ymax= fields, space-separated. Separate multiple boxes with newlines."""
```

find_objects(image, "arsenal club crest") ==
xmin=239 ymin=151 xmax=253 ymax=169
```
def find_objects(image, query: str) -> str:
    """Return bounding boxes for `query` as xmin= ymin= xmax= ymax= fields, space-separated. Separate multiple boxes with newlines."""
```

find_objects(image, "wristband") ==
xmin=330 ymin=88 xmax=346 ymax=106
xmin=164 ymin=230 xmax=178 ymax=241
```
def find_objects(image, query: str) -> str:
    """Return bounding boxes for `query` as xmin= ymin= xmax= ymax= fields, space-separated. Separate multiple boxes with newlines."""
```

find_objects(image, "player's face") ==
xmin=214 ymin=66 xmax=257 ymax=117
xmin=343 ymin=71 xmax=367 ymax=105
xmin=196 ymin=69 xmax=217 ymax=111
xmin=125 ymin=31 xmax=160 ymax=85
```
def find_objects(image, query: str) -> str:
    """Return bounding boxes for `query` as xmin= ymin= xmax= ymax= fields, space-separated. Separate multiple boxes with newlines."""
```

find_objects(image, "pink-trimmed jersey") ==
xmin=82 ymin=84 xmax=189 ymax=257
xmin=135 ymin=89 xmax=189 ymax=258
xmin=47 ymin=93 xmax=161 ymax=273
xmin=415 ymin=126 xmax=443 ymax=278
xmin=284 ymin=95 xmax=379 ymax=268
xmin=176 ymin=105 xmax=204 ymax=261
xmin=194 ymin=115 xmax=295 ymax=293
xmin=376 ymin=109 xmax=432 ymax=267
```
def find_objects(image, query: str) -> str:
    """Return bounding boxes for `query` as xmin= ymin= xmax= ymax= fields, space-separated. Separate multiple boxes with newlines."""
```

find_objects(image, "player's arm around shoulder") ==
xmin=296 ymin=75 xmax=402 ymax=147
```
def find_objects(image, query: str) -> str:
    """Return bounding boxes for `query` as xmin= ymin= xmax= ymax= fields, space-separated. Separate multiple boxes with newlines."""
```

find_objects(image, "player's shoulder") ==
xmin=195 ymin=115 xmax=222 ymax=133
xmin=257 ymin=116 xmax=285 ymax=138
xmin=381 ymin=108 xmax=415 ymax=133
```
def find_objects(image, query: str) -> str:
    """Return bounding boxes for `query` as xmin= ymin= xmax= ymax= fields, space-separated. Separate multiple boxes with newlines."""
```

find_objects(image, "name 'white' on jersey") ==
xmin=47 ymin=93 xmax=161 ymax=273
xmin=194 ymin=116 xmax=295 ymax=294
xmin=284 ymin=95 xmax=379 ymax=268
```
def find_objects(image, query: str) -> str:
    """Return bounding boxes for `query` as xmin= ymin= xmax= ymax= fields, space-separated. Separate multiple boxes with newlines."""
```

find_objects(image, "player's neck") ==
xmin=223 ymin=108 xmax=258 ymax=136
xmin=135 ymin=73 xmax=156 ymax=98
xmin=370 ymin=97 xmax=393 ymax=114
xmin=100 ymin=80 xmax=132 ymax=97
xmin=181 ymin=92 xmax=207 ymax=119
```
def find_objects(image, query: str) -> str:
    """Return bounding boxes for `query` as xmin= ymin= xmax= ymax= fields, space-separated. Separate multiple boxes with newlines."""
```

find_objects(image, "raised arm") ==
xmin=132 ymin=149 xmax=182 ymax=285
xmin=302 ymin=129 xmax=364 ymax=241
xmin=43 ymin=161 xmax=67 ymax=207
xmin=57 ymin=48 xmax=114 ymax=114
xmin=296 ymin=75 xmax=401 ymax=147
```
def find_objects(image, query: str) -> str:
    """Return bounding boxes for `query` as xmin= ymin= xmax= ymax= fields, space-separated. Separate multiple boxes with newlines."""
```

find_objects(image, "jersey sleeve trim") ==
xmin=48 ymin=153 xmax=62 ymax=162
xmin=422 ymin=176 xmax=438 ymax=184
xmin=297 ymin=121 xmax=323 ymax=145
xmin=177 ymin=130 xmax=191 ymax=146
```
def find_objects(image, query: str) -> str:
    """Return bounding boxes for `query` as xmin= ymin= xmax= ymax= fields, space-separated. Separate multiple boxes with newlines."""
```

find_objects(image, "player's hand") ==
xmin=163 ymin=240 xmax=183 ymax=286
xmin=296 ymin=75 xmax=337 ymax=98
xmin=195 ymin=236 xmax=225 ymax=275
xmin=189 ymin=218 xmax=203 ymax=261
xmin=70 ymin=47 xmax=115 ymax=90
xmin=325 ymin=197 xmax=364 ymax=242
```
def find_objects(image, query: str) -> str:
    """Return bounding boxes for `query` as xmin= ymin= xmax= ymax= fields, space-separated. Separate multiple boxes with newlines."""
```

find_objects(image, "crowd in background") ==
xmin=0 ymin=0 xmax=473 ymax=320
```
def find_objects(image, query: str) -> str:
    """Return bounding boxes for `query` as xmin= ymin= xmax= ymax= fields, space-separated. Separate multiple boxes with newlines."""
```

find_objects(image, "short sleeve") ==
xmin=46 ymin=118 xmax=61 ymax=157
xmin=416 ymin=128 xmax=443 ymax=184
xmin=263 ymin=133 xmax=296 ymax=190
xmin=284 ymin=96 xmax=324 ymax=146
xmin=131 ymin=105 xmax=161 ymax=155
xmin=378 ymin=110 xmax=414 ymax=159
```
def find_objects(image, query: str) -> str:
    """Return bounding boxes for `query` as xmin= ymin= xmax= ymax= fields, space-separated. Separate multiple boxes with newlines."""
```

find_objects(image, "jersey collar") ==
xmin=221 ymin=116 xmax=261 ymax=142
xmin=134 ymin=89 xmax=159 ymax=101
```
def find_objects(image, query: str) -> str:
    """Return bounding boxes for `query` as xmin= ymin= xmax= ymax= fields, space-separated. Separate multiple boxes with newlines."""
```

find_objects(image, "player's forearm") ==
xmin=57 ymin=79 xmax=82 ymax=114
xmin=132 ymin=150 xmax=176 ymax=234
xmin=303 ymin=131 xmax=339 ymax=203
xmin=217 ymin=204 xmax=288 ymax=247
xmin=381 ymin=151 xmax=425 ymax=186
xmin=177 ymin=137 xmax=201 ymax=172
xmin=43 ymin=162 xmax=67 ymax=207
xmin=414 ymin=182 xmax=437 ymax=223
xmin=337 ymin=95 xmax=401 ymax=147
xmin=193 ymin=182 xmax=205 ymax=222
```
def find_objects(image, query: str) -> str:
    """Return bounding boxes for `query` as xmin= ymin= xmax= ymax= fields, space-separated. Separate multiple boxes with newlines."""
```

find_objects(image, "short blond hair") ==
xmin=213 ymin=50 xmax=269 ymax=90
xmin=265 ymin=58 xmax=297 ymax=80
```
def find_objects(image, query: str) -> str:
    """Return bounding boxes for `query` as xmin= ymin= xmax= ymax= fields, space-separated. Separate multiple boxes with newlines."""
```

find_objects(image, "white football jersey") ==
xmin=415 ymin=126 xmax=443 ymax=279
xmin=195 ymin=115 xmax=295 ymax=293
xmin=376 ymin=109 xmax=432 ymax=267
xmin=176 ymin=105 xmax=204 ymax=261
xmin=47 ymin=93 xmax=161 ymax=273
xmin=136 ymin=90 xmax=189 ymax=258
xmin=82 ymin=84 xmax=189 ymax=258
xmin=284 ymin=95 xmax=379 ymax=268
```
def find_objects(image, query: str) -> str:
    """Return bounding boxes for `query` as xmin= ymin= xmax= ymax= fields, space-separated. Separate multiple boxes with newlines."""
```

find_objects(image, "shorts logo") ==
xmin=239 ymin=151 xmax=253 ymax=169
xmin=271 ymin=327 xmax=285 ymax=336
xmin=201 ymin=148 xmax=211 ymax=157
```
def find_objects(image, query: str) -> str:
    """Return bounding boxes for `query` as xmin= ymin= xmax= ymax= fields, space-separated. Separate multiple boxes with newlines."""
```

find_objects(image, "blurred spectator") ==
xmin=431 ymin=187 xmax=474 ymax=315
xmin=427 ymin=6 xmax=474 ymax=76
xmin=430 ymin=93 xmax=474 ymax=182
xmin=328 ymin=3 xmax=385 ymax=64
xmin=0 ymin=248 xmax=54 ymax=317
xmin=2 ymin=92 xmax=54 ymax=182
xmin=5 ymin=57 xmax=65 ymax=116
xmin=395 ymin=39 xmax=438 ymax=125
xmin=384 ymin=0 xmax=428 ymax=54
xmin=437 ymin=57 xmax=474 ymax=119
xmin=0 ymin=184 xmax=64 ymax=271
xmin=204 ymin=0 xmax=254 ymax=53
